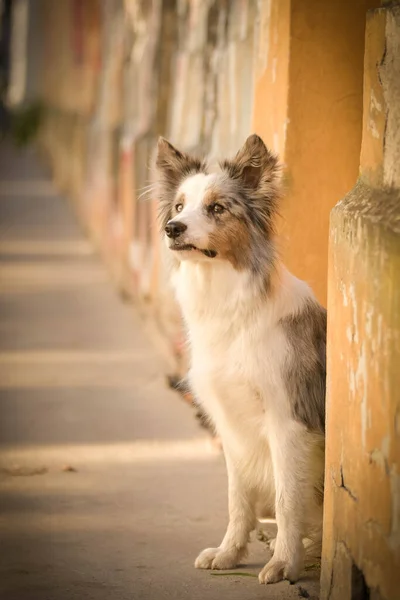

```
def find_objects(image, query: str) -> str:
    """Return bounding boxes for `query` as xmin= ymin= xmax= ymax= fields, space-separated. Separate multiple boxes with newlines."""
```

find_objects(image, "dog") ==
xmin=155 ymin=134 xmax=326 ymax=584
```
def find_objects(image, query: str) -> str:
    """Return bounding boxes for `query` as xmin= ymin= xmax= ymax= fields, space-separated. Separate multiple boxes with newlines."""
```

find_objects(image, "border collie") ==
xmin=155 ymin=134 xmax=326 ymax=584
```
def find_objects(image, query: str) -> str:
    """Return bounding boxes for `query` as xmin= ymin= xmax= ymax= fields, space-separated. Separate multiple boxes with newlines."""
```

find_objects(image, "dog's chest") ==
xmin=189 ymin=322 xmax=285 ymax=436
xmin=176 ymin=263 xmax=288 ymax=436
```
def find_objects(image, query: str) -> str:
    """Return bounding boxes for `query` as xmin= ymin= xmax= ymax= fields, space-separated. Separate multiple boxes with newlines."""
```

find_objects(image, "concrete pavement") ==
xmin=0 ymin=143 xmax=320 ymax=600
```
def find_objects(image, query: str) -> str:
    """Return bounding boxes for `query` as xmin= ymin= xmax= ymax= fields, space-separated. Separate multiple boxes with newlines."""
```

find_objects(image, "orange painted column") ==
xmin=321 ymin=6 xmax=400 ymax=600
xmin=251 ymin=0 xmax=291 ymax=156
xmin=252 ymin=0 xmax=376 ymax=306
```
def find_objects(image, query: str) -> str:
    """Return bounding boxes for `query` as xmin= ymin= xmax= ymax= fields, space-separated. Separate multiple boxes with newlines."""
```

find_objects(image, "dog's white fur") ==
xmin=157 ymin=137 xmax=325 ymax=584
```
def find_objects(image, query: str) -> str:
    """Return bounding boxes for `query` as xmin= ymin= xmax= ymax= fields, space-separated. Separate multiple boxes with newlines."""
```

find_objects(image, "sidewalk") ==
xmin=0 ymin=143 xmax=319 ymax=600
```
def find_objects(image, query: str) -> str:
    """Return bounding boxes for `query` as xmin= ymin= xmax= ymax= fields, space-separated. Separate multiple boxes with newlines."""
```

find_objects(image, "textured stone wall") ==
xmin=321 ymin=6 xmax=400 ymax=600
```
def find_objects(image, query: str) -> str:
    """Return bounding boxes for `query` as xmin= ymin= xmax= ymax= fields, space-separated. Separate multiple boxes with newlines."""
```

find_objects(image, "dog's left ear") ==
xmin=221 ymin=134 xmax=279 ymax=192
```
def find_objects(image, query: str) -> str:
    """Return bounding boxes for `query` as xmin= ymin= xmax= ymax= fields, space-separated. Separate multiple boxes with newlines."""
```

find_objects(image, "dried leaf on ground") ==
xmin=210 ymin=572 xmax=258 ymax=578
xmin=304 ymin=562 xmax=321 ymax=571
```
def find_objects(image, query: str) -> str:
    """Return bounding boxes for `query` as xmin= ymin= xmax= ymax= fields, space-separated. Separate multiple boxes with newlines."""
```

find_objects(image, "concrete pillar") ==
xmin=252 ymin=0 xmax=376 ymax=305
xmin=321 ymin=6 xmax=400 ymax=600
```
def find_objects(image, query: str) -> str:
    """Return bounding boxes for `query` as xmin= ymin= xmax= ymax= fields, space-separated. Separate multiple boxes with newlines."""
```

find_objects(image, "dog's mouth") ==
xmin=170 ymin=243 xmax=217 ymax=258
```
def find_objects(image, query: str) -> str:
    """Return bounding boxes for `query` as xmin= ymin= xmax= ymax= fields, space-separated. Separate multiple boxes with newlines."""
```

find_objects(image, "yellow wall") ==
xmin=253 ymin=0 xmax=377 ymax=306
xmin=321 ymin=7 xmax=400 ymax=599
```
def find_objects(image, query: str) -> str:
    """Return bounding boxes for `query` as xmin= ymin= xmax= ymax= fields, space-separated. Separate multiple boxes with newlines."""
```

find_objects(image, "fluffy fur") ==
xmin=155 ymin=134 xmax=326 ymax=584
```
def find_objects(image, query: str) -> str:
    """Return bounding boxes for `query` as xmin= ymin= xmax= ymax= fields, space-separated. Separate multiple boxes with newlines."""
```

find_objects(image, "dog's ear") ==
xmin=156 ymin=137 xmax=206 ymax=190
xmin=221 ymin=134 xmax=280 ymax=193
xmin=156 ymin=138 xmax=206 ymax=229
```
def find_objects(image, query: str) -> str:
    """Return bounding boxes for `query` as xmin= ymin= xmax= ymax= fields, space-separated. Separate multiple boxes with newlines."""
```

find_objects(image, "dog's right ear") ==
xmin=155 ymin=138 xmax=206 ymax=229
xmin=156 ymin=137 xmax=206 ymax=190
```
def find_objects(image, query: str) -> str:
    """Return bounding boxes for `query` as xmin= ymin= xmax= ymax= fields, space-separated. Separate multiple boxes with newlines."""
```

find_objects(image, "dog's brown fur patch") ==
xmin=208 ymin=214 xmax=252 ymax=270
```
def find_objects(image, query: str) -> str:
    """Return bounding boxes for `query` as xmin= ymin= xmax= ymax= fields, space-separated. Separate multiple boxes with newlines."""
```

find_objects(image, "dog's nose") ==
xmin=165 ymin=221 xmax=187 ymax=239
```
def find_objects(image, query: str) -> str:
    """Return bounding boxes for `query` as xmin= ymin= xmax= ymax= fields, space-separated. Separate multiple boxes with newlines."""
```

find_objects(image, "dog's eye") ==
xmin=212 ymin=203 xmax=225 ymax=214
xmin=175 ymin=203 xmax=183 ymax=212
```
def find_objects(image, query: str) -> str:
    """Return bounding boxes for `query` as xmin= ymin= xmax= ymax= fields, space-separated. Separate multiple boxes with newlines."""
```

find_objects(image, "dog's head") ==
xmin=155 ymin=134 xmax=281 ymax=272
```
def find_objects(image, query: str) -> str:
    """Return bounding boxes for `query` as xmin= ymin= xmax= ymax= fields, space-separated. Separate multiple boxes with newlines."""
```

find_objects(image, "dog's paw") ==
xmin=258 ymin=556 xmax=301 ymax=584
xmin=195 ymin=547 xmax=219 ymax=569
xmin=194 ymin=547 xmax=239 ymax=570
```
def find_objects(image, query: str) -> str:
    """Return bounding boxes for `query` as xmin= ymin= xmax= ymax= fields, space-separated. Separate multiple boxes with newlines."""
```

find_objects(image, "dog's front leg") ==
xmin=259 ymin=423 xmax=309 ymax=584
xmin=195 ymin=453 xmax=256 ymax=570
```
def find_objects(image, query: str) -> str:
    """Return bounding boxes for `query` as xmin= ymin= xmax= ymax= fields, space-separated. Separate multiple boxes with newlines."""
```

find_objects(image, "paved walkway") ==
xmin=0 ymin=143 xmax=319 ymax=600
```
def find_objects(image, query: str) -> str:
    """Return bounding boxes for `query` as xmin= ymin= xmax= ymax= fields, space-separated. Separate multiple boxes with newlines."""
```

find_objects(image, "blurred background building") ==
xmin=1 ymin=1 xmax=399 ymax=599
